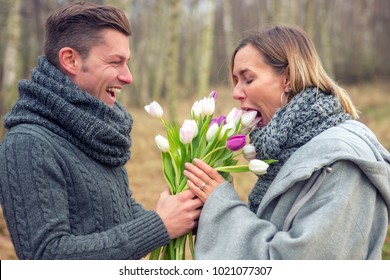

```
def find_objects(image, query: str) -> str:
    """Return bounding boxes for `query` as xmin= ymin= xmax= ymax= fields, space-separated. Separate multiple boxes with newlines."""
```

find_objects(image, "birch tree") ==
xmin=165 ymin=0 xmax=181 ymax=120
xmin=197 ymin=0 xmax=215 ymax=98
xmin=1 ymin=0 xmax=21 ymax=120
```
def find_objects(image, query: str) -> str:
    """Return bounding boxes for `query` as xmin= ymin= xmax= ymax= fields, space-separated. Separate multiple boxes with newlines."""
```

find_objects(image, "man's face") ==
xmin=72 ymin=29 xmax=132 ymax=107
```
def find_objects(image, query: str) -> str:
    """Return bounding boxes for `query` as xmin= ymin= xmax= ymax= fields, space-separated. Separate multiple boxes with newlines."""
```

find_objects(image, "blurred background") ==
xmin=0 ymin=0 xmax=389 ymax=259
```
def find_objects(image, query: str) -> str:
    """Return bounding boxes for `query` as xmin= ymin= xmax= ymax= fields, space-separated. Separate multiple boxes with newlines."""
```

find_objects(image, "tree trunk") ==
xmin=197 ymin=0 xmax=215 ymax=98
xmin=165 ymin=0 xmax=181 ymax=121
xmin=223 ymin=0 xmax=234 ymax=68
xmin=319 ymin=0 xmax=335 ymax=78
xmin=1 ymin=0 xmax=21 ymax=116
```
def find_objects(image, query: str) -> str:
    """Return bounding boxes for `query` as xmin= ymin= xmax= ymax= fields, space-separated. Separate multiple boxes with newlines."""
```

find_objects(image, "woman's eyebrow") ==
xmin=233 ymin=68 xmax=249 ymax=79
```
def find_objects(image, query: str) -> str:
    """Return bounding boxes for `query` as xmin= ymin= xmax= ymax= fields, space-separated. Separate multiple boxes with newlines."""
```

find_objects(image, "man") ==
xmin=0 ymin=2 xmax=202 ymax=259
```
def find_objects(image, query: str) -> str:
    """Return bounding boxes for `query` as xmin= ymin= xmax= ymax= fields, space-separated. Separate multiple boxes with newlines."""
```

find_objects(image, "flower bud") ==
xmin=209 ymin=90 xmax=218 ymax=100
xmin=145 ymin=101 xmax=163 ymax=118
xmin=249 ymin=159 xmax=269 ymax=175
xmin=200 ymin=97 xmax=215 ymax=116
xmin=191 ymin=100 xmax=201 ymax=119
xmin=155 ymin=135 xmax=170 ymax=152
xmin=210 ymin=115 xmax=226 ymax=127
xmin=206 ymin=123 xmax=219 ymax=142
xmin=226 ymin=134 xmax=247 ymax=151
xmin=243 ymin=144 xmax=256 ymax=160
xmin=226 ymin=107 xmax=243 ymax=124
xmin=180 ymin=119 xmax=198 ymax=144
xmin=241 ymin=110 xmax=257 ymax=127
xmin=219 ymin=122 xmax=236 ymax=139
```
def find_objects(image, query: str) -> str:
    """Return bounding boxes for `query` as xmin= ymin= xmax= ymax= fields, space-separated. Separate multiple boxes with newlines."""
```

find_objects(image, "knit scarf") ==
xmin=248 ymin=87 xmax=351 ymax=212
xmin=4 ymin=56 xmax=132 ymax=167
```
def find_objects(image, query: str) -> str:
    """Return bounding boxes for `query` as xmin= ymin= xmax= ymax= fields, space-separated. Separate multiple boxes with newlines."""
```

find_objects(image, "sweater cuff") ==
xmin=122 ymin=210 xmax=170 ymax=259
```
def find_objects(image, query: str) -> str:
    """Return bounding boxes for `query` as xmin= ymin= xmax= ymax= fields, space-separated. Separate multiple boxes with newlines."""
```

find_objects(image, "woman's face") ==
xmin=232 ymin=44 xmax=288 ymax=127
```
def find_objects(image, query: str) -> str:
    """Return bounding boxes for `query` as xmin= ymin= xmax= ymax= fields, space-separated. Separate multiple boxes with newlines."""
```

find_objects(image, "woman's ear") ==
xmin=58 ymin=47 xmax=79 ymax=76
xmin=283 ymin=65 xmax=291 ymax=92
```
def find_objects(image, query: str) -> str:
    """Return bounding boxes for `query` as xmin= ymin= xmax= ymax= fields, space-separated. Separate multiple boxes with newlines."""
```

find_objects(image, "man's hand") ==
xmin=155 ymin=188 xmax=203 ymax=239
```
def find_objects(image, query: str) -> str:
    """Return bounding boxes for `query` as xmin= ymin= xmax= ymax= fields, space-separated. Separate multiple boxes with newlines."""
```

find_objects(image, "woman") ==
xmin=184 ymin=25 xmax=390 ymax=259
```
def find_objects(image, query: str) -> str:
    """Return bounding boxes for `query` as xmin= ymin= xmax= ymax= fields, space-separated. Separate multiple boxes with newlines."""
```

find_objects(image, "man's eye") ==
xmin=246 ymin=79 xmax=253 ymax=84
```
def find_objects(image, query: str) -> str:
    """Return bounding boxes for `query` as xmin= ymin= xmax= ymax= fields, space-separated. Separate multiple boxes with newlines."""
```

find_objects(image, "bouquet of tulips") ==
xmin=144 ymin=91 xmax=276 ymax=260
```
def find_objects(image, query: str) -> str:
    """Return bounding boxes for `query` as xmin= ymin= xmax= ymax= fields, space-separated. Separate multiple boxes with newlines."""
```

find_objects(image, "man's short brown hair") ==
xmin=44 ymin=2 xmax=131 ymax=67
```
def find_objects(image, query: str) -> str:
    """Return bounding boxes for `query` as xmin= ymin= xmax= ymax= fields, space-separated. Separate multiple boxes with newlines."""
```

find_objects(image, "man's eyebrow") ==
xmin=108 ymin=54 xmax=130 ymax=62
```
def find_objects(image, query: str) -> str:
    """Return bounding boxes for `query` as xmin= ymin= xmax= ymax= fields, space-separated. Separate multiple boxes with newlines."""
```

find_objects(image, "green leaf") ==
xmin=264 ymin=159 xmax=279 ymax=164
xmin=215 ymin=164 xmax=250 ymax=173
xmin=162 ymin=153 xmax=175 ymax=193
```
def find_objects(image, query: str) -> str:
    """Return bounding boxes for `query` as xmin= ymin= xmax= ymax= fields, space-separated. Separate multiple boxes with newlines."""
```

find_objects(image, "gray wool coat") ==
xmin=194 ymin=120 xmax=390 ymax=259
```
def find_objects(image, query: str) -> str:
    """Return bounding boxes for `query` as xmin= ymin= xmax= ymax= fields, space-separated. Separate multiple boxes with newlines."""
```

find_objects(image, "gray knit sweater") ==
xmin=0 ymin=57 xmax=170 ymax=259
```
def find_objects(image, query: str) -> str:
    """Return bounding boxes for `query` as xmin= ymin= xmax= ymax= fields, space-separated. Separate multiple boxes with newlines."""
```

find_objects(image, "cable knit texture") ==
xmin=248 ymin=87 xmax=351 ymax=212
xmin=0 ymin=56 xmax=170 ymax=259
xmin=5 ymin=56 xmax=132 ymax=167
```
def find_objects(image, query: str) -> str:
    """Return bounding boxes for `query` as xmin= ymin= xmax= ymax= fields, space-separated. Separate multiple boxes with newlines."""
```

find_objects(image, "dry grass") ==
xmin=0 ymin=81 xmax=389 ymax=259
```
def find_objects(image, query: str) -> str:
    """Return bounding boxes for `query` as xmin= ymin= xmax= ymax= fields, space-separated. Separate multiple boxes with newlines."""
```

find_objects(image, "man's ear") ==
xmin=58 ymin=47 xmax=79 ymax=76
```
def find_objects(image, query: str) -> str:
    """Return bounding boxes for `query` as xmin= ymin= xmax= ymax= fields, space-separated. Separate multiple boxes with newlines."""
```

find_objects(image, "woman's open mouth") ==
xmin=243 ymin=108 xmax=264 ymax=127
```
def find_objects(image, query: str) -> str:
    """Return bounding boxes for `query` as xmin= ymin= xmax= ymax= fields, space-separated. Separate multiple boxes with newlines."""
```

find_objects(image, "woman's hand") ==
xmin=184 ymin=159 xmax=225 ymax=202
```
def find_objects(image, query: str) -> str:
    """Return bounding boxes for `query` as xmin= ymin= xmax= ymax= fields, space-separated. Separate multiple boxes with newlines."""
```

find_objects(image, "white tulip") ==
xmin=155 ymin=135 xmax=170 ymax=152
xmin=241 ymin=110 xmax=257 ymax=127
xmin=243 ymin=144 xmax=257 ymax=161
xmin=206 ymin=123 xmax=219 ymax=142
xmin=144 ymin=101 xmax=163 ymax=118
xmin=219 ymin=122 xmax=236 ymax=139
xmin=200 ymin=97 xmax=215 ymax=116
xmin=191 ymin=100 xmax=201 ymax=119
xmin=249 ymin=159 xmax=269 ymax=175
xmin=226 ymin=107 xmax=243 ymax=124
xmin=179 ymin=119 xmax=198 ymax=144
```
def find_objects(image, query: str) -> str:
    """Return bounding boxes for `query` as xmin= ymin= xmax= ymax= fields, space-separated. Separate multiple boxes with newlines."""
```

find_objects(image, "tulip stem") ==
xmin=160 ymin=117 xmax=167 ymax=127
xmin=201 ymin=146 xmax=226 ymax=162
xmin=233 ymin=151 xmax=243 ymax=159
xmin=215 ymin=164 xmax=250 ymax=173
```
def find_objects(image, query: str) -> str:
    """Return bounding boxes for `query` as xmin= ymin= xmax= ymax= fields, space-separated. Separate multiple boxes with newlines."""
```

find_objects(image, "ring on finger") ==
xmin=199 ymin=181 xmax=206 ymax=190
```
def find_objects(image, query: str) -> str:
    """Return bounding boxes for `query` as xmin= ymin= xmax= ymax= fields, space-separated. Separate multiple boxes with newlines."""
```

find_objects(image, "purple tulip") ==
xmin=209 ymin=115 xmax=226 ymax=127
xmin=209 ymin=90 xmax=218 ymax=100
xmin=226 ymin=134 xmax=247 ymax=151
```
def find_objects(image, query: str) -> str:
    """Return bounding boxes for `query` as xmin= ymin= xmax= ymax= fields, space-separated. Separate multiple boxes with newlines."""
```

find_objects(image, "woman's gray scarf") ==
xmin=4 ymin=56 xmax=132 ymax=167
xmin=249 ymin=87 xmax=351 ymax=213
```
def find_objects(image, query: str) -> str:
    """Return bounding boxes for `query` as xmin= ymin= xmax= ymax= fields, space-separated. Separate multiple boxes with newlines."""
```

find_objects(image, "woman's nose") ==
xmin=232 ymin=84 xmax=245 ymax=100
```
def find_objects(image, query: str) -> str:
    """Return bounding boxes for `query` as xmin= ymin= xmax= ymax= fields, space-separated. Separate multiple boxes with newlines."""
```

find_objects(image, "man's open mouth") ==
xmin=106 ymin=87 xmax=121 ymax=98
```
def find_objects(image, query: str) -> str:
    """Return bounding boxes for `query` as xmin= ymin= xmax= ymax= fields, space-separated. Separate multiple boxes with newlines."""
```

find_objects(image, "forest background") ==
xmin=0 ymin=0 xmax=389 ymax=259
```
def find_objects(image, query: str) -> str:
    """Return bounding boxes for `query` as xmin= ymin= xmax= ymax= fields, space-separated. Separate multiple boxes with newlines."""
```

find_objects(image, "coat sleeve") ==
xmin=194 ymin=161 xmax=387 ymax=259
xmin=0 ymin=133 xmax=170 ymax=260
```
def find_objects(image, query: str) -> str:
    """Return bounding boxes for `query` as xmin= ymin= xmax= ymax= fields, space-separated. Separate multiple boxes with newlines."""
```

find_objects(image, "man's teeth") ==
xmin=107 ymin=87 xmax=121 ymax=94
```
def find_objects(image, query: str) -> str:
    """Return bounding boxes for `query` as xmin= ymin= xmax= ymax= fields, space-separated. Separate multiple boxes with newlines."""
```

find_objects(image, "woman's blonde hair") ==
xmin=230 ymin=25 xmax=359 ymax=119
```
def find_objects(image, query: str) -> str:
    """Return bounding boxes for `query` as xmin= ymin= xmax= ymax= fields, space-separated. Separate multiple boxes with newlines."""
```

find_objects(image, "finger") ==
xmin=178 ymin=189 xmax=204 ymax=210
xmin=193 ymin=159 xmax=225 ymax=183
xmin=183 ymin=166 xmax=207 ymax=187
xmin=178 ymin=189 xmax=197 ymax=199
xmin=184 ymin=167 xmax=215 ymax=195
xmin=187 ymin=180 xmax=208 ymax=203
xmin=193 ymin=198 xmax=204 ymax=209
xmin=160 ymin=187 xmax=171 ymax=198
